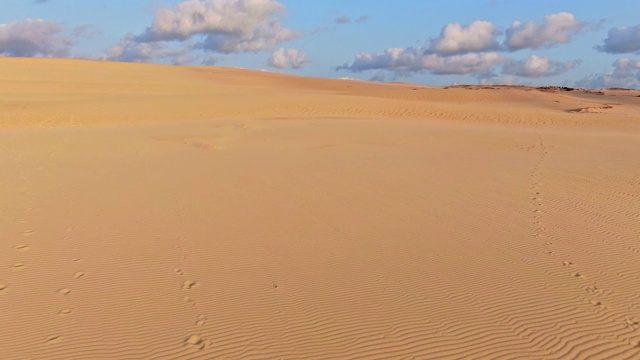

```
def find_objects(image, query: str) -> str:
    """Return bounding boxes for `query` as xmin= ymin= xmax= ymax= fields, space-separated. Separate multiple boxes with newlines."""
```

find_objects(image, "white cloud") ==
xmin=104 ymin=36 xmax=191 ymax=64
xmin=339 ymin=47 xmax=505 ymax=75
xmin=505 ymin=12 xmax=585 ymax=50
xmin=479 ymin=75 xmax=521 ymax=86
xmin=338 ymin=12 xmax=593 ymax=81
xmin=502 ymin=55 xmax=581 ymax=78
xmin=596 ymin=25 xmax=640 ymax=54
xmin=427 ymin=20 xmax=500 ymax=55
xmin=136 ymin=0 xmax=297 ymax=53
xmin=0 ymin=18 xmax=73 ymax=57
xmin=268 ymin=48 xmax=311 ymax=69
xmin=576 ymin=58 xmax=640 ymax=89
xmin=370 ymin=71 xmax=387 ymax=82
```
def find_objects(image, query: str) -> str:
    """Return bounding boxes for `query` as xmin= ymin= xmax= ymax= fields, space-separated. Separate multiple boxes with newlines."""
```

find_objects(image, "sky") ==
xmin=1 ymin=0 xmax=640 ymax=88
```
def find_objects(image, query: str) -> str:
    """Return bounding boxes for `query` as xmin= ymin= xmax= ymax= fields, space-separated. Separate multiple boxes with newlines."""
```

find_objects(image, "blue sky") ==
xmin=2 ymin=0 xmax=640 ymax=88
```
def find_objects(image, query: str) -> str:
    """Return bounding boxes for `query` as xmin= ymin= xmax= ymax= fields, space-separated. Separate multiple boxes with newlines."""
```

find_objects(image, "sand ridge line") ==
xmin=2 ymin=58 xmax=639 ymax=131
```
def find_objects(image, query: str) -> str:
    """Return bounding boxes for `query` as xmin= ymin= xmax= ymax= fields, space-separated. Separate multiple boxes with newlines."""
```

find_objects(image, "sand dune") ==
xmin=1 ymin=58 xmax=640 ymax=359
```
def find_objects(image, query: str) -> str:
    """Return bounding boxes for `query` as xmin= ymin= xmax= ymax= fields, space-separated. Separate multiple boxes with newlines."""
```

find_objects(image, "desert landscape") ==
xmin=1 ymin=57 xmax=640 ymax=359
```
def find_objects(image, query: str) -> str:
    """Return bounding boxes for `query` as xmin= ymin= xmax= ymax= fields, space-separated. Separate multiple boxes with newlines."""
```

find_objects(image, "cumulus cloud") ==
xmin=104 ymin=36 xmax=192 ymax=64
xmin=0 ymin=18 xmax=73 ymax=57
xmin=135 ymin=0 xmax=297 ymax=54
xmin=339 ymin=47 xmax=505 ymax=75
xmin=596 ymin=25 xmax=640 ymax=54
xmin=505 ymin=12 xmax=585 ymax=50
xmin=427 ymin=20 xmax=500 ymax=55
xmin=502 ymin=55 xmax=581 ymax=78
xmin=338 ymin=12 xmax=592 ymax=81
xmin=576 ymin=58 xmax=640 ymax=89
xmin=268 ymin=48 xmax=310 ymax=69
xmin=479 ymin=74 xmax=521 ymax=86
xmin=369 ymin=71 xmax=387 ymax=82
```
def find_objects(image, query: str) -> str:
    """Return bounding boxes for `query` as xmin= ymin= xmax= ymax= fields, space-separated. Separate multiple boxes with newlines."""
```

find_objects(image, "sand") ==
xmin=1 ymin=57 xmax=640 ymax=359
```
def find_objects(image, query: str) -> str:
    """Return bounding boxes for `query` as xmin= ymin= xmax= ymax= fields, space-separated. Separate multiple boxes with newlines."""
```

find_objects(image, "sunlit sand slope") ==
xmin=1 ymin=58 xmax=640 ymax=359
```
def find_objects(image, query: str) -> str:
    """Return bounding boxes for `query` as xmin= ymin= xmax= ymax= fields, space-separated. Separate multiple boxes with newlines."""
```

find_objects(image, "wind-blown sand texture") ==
xmin=1 ymin=58 xmax=640 ymax=359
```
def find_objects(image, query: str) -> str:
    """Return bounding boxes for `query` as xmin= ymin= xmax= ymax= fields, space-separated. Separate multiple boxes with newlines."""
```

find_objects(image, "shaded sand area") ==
xmin=1 ymin=58 xmax=640 ymax=359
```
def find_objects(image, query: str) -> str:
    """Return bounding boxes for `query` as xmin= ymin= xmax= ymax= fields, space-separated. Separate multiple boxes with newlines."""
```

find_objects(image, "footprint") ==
xmin=0 ymin=284 xmax=7 ymax=292
xmin=183 ymin=296 xmax=195 ymax=307
xmin=182 ymin=280 xmax=199 ymax=290
xmin=73 ymin=272 xmax=86 ymax=279
xmin=14 ymin=244 xmax=30 ymax=251
xmin=10 ymin=263 xmax=25 ymax=271
xmin=626 ymin=319 xmax=639 ymax=329
xmin=58 ymin=309 xmax=72 ymax=315
xmin=46 ymin=336 xmax=62 ymax=344
xmin=571 ymin=272 xmax=584 ymax=279
xmin=58 ymin=288 xmax=72 ymax=295
xmin=562 ymin=261 xmax=573 ymax=266
xmin=173 ymin=268 xmax=184 ymax=276
xmin=185 ymin=334 xmax=205 ymax=349
xmin=71 ymin=258 xmax=80 ymax=262
xmin=20 ymin=230 xmax=34 ymax=236
xmin=196 ymin=315 xmax=207 ymax=326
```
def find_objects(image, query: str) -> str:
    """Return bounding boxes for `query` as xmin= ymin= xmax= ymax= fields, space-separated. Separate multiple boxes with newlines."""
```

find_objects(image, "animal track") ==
xmin=73 ymin=272 xmax=86 ymax=279
xmin=10 ymin=263 xmax=25 ymax=271
xmin=185 ymin=334 xmax=205 ymax=350
xmin=183 ymin=295 xmax=195 ymax=307
xmin=173 ymin=242 xmax=210 ymax=345
xmin=57 ymin=288 xmax=72 ymax=295
xmin=46 ymin=335 xmax=62 ymax=344
xmin=182 ymin=280 xmax=199 ymax=290
xmin=571 ymin=272 xmax=584 ymax=279
xmin=529 ymin=132 xmax=548 ymax=244
xmin=626 ymin=319 xmax=639 ymax=330
xmin=14 ymin=244 xmax=30 ymax=251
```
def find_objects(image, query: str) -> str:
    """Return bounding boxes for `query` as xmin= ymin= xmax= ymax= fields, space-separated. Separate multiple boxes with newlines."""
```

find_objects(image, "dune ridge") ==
xmin=1 ymin=58 xmax=640 ymax=359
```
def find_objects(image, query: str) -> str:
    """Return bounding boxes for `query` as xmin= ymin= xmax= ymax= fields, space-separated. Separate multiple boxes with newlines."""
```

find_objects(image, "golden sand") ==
xmin=1 ymin=57 xmax=640 ymax=359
